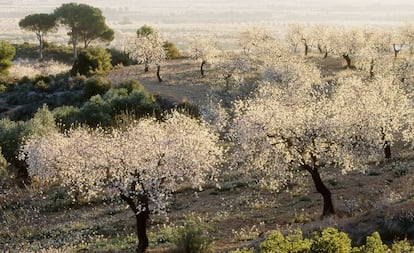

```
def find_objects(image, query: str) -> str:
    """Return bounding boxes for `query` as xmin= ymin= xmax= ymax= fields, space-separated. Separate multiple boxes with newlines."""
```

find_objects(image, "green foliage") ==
xmin=54 ymin=2 xmax=114 ymax=57
xmin=52 ymin=105 xmax=81 ymax=128
xmin=163 ymin=40 xmax=181 ymax=59
xmin=0 ymin=118 xmax=26 ymax=169
xmin=118 ymin=79 xmax=145 ymax=93
xmin=71 ymin=47 xmax=112 ymax=76
xmin=0 ymin=40 xmax=16 ymax=76
xmin=311 ymin=228 xmax=352 ymax=253
xmin=18 ymin=13 xmax=57 ymax=60
xmin=360 ymin=232 xmax=389 ymax=253
xmin=136 ymin=24 xmax=155 ymax=37
xmin=14 ymin=42 xmax=72 ymax=63
xmin=0 ymin=147 xmax=7 ymax=174
xmin=390 ymin=239 xmax=414 ymax=252
xmin=106 ymin=47 xmax=135 ymax=67
xmin=26 ymin=104 xmax=57 ymax=137
xmin=18 ymin=13 xmax=57 ymax=34
xmin=172 ymin=218 xmax=212 ymax=253
xmin=79 ymin=95 xmax=113 ymax=127
xmin=261 ymin=229 xmax=312 ymax=253
xmin=83 ymin=76 xmax=113 ymax=99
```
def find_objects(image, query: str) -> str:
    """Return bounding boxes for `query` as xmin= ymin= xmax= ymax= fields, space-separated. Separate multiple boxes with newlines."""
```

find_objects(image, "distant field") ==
xmin=2 ymin=0 xmax=414 ymax=51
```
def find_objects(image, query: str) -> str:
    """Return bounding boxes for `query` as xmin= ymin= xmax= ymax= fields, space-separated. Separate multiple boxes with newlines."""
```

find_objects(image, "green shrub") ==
xmin=360 ymin=232 xmax=389 ymax=253
xmin=0 ymin=147 xmax=7 ymax=174
xmin=261 ymin=229 xmax=311 ymax=253
xmin=311 ymin=228 xmax=352 ymax=253
xmin=172 ymin=218 xmax=212 ymax=253
xmin=391 ymin=239 xmax=414 ymax=252
xmin=71 ymin=46 xmax=112 ymax=76
xmin=118 ymin=79 xmax=145 ymax=93
xmin=26 ymin=104 xmax=57 ymax=137
xmin=0 ymin=40 xmax=16 ymax=76
xmin=83 ymin=76 xmax=113 ymax=99
xmin=163 ymin=40 xmax=181 ymax=59
xmin=79 ymin=95 xmax=113 ymax=127
xmin=53 ymin=105 xmax=81 ymax=128
xmin=0 ymin=118 xmax=27 ymax=175
xmin=109 ymin=89 xmax=158 ymax=118
xmin=106 ymin=47 xmax=135 ymax=66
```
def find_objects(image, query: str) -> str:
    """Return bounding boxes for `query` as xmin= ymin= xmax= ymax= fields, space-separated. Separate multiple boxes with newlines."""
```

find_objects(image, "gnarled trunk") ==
xmin=156 ymin=65 xmax=162 ymax=82
xmin=121 ymin=193 xmax=149 ymax=253
xmin=384 ymin=141 xmax=392 ymax=159
xmin=200 ymin=60 xmax=206 ymax=77
xmin=342 ymin=54 xmax=351 ymax=68
xmin=303 ymin=165 xmax=335 ymax=217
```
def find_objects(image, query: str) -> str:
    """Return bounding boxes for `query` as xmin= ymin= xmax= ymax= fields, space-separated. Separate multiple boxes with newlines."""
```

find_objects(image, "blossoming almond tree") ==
xmin=128 ymin=30 xmax=167 ymax=82
xmin=230 ymin=69 xmax=413 ymax=217
xmin=20 ymin=111 xmax=223 ymax=253
xmin=188 ymin=36 xmax=221 ymax=77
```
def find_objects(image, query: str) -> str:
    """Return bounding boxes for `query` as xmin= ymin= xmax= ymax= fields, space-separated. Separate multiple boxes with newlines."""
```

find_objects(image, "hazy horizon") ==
xmin=2 ymin=0 xmax=414 ymax=47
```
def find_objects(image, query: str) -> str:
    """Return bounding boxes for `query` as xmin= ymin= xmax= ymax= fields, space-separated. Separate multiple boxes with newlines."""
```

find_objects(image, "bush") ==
xmin=0 ymin=40 xmax=16 ymax=76
xmin=106 ymin=47 xmax=136 ymax=67
xmin=26 ymin=104 xmax=57 ymax=137
xmin=71 ymin=46 xmax=112 ymax=76
xmin=83 ymin=76 xmax=113 ymax=99
xmin=311 ymin=228 xmax=352 ymax=253
xmin=79 ymin=95 xmax=114 ymax=127
xmin=171 ymin=218 xmax=212 ymax=253
xmin=163 ymin=40 xmax=181 ymax=60
xmin=260 ymin=229 xmax=312 ymax=253
xmin=0 ymin=118 xmax=27 ymax=176
xmin=360 ymin=232 xmax=389 ymax=253
xmin=118 ymin=79 xmax=145 ymax=93
xmin=53 ymin=105 xmax=81 ymax=128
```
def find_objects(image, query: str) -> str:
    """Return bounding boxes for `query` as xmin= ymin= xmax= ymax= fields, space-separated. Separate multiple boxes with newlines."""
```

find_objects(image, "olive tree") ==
xmin=18 ymin=13 xmax=57 ymax=60
xmin=20 ymin=111 xmax=223 ymax=253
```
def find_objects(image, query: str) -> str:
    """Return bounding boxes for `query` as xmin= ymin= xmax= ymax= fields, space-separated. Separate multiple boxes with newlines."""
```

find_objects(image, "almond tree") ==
xmin=229 ymin=62 xmax=413 ymax=217
xmin=188 ymin=36 xmax=220 ymax=77
xmin=128 ymin=30 xmax=166 ymax=82
xmin=334 ymin=76 xmax=414 ymax=159
xmin=356 ymin=28 xmax=392 ymax=78
xmin=331 ymin=27 xmax=364 ymax=68
xmin=20 ymin=112 xmax=223 ymax=253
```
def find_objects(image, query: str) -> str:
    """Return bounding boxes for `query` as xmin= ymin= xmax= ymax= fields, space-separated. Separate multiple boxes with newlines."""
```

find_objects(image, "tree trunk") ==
xmin=303 ymin=165 xmax=335 ymax=217
xmin=39 ymin=37 xmax=44 ymax=61
xmin=384 ymin=141 xmax=392 ymax=159
xmin=120 ymin=194 xmax=150 ymax=253
xmin=136 ymin=209 xmax=149 ymax=253
xmin=156 ymin=65 xmax=162 ymax=82
xmin=343 ymin=54 xmax=351 ymax=68
xmin=304 ymin=43 xmax=309 ymax=56
xmin=323 ymin=51 xmax=328 ymax=59
xmin=317 ymin=44 xmax=323 ymax=54
xmin=144 ymin=64 xmax=149 ymax=73
xmin=71 ymin=32 xmax=77 ymax=60
xmin=369 ymin=59 xmax=375 ymax=78
xmin=200 ymin=60 xmax=206 ymax=77
xmin=392 ymin=44 xmax=400 ymax=58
